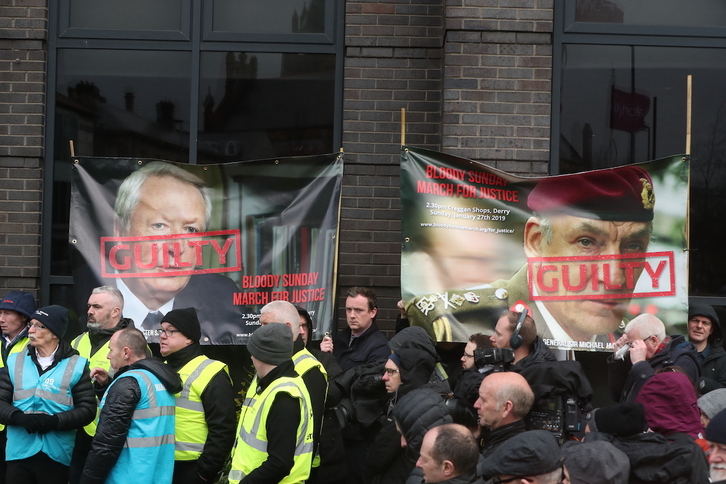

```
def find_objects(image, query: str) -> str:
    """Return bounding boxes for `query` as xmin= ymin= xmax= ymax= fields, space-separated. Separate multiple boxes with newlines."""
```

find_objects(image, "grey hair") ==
xmin=537 ymin=468 xmax=564 ymax=484
xmin=493 ymin=379 xmax=535 ymax=419
xmin=114 ymin=161 xmax=212 ymax=232
xmin=91 ymin=286 xmax=124 ymax=311
xmin=260 ymin=300 xmax=301 ymax=334
xmin=625 ymin=313 xmax=666 ymax=341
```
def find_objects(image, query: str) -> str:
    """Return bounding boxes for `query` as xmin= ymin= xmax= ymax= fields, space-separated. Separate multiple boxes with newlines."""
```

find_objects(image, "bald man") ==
xmin=474 ymin=372 xmax=534 ymax=459
xmin=609 ymin=313 xmax=699 ymax=403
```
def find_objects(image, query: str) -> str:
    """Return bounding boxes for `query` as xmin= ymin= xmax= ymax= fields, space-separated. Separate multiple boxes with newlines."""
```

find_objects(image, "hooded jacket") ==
xmin=586 ymin=430 xmax=710 ymax=484
xmin=80 ymin=357 xmax=182 ymax=484
xmin=690 ymin=304 xmax=726 ymax=393
xmin=368 ymin=388 xmax=453 ymax=484
xmin=608 ymin=334 xmax=700 ymax=403
xmin=634 ymin=371 xmax=704 ymax=439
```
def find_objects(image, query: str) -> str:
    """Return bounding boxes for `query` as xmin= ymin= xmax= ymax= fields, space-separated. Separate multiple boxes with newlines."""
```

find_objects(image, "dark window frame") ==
xmin=42 ymin=0 xmax=345 ymax=305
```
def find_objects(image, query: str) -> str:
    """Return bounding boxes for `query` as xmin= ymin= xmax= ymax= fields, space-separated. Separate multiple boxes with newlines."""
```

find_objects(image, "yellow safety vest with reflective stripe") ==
xmin=229 ymin=375 xmax=314 ymax=484
xmin=174 ymin=355 xmax=229 ymax=461
xmin=0 ymin=335 xmax=28 ymax=432
xmin=292 ymin=348 xmax=327 ymax=468
xmin=71 ymin=332 xmax=113 ymax=437
xmin=0 ymin=335 xmax=29 ymax=369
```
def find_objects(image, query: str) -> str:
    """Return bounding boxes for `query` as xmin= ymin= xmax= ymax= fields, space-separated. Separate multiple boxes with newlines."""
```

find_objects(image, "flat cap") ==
xmin=479 ymin=430 xmax=561 ymax=480
xmin=527 ymin=165 xmax=655 ymax=222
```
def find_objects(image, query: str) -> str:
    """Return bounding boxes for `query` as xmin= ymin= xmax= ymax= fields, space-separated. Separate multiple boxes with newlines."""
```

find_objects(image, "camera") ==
xmin=474 ymin=347 xmax=514 ymax=372
xmin=444 ymin=396 xmax=479 ymax=428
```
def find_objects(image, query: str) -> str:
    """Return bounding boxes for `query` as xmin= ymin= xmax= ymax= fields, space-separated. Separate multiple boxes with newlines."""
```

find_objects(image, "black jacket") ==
xmin=333 ymin=322 xmax=390 ymax=372
xmin=368 ymin=388 xmax=453 ymax=484
xmin=699 ymin=344 xmax=726 ymax=393
xmin=692 ymin=303 xmax=726 ymax=393
xmin=608 ymin=335 xmax=699 ymax=403
xmin=80 ymin=357 xmax=182 ymax=484
xmin=0 ymin=340 xmax=96 ymax=431
xmin=510 ymin=336 xmax=557 ymax=370
xmin=308 ymin=347 xmax=347 ymax=484
xmin=479 ymin=419 xmax=527 ymax=461
xmin=586 ymin=430 xmax=709 ymax=484
xmin=165 ymin=344 xmax=237 ymax=481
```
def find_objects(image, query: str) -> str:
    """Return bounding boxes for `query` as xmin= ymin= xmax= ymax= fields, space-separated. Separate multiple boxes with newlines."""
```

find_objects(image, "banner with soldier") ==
xmin=401 ymin=146 xmax=689 ymax=352
xmin=70 ymin=153 xmax=343 ymax=344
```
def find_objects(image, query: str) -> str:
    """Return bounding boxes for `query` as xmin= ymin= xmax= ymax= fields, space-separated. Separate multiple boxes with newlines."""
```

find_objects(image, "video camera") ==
xmin=473 ymin=347 xmax=514 ymax=372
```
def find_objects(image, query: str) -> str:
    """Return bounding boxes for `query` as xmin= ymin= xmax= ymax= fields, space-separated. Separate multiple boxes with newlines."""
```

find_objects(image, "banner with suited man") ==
xmin=70 ymin=154 xmax=342 ymax=345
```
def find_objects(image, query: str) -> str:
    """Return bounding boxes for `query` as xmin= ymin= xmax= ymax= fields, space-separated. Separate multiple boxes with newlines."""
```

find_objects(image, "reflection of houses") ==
xmin=200 ymin=49 xmax=335 ymax=163
xmin=56 ymin=81 xmax=189 ymax=162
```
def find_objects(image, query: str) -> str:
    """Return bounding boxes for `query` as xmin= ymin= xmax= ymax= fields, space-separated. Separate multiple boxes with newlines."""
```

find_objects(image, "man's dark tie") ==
xmin=142 ymin=311 xmax=163 ymax=331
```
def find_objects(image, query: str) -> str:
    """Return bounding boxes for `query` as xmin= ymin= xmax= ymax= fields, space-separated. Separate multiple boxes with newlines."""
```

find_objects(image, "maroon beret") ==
xmin=527 ymin=165 xmax=655 ymax=222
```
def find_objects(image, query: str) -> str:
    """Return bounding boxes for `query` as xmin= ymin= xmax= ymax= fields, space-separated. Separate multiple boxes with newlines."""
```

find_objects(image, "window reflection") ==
xmin=198 ymin=52 xmax=335 ymax=162
xmin=68 ymin=0 xmax=182 ymax=31
xmin=559 ymin=44 xmax=726 ymax=296
xmin=212 ymin=0 xmax=327 ymax=34
xmin=53 ymin=49 xmax=192 ymax=276
xmin=571 ymin=0 xmax=726 ymax=27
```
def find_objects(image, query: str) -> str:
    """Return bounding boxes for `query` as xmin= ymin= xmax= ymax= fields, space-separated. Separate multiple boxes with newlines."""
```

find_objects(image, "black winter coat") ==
xmin=698 ymin=344 xmax=726 ymax=393
xmin=368 ymin=388 xmax=453 ymax=484
xmin=80 ymin=357 xmax=182 ymax=484
xmin=608 ymin=335 xmax=699 ymax=403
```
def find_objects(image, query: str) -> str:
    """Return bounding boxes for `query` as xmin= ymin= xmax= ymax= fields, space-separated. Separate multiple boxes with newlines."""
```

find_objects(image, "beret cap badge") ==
xmin=640 ymin=177 xmax=655 ymax=210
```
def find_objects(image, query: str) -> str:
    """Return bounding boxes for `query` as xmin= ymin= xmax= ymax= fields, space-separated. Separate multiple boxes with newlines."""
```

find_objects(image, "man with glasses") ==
xmin=687 ymin=303 xmax=726 ymax=394
xmin=159 ymin=308 xmax=236 ymax=484
xmin=0 ymin=305 xmax=96 ymax=484
xmin=608 ymin=313 xmax=699 ymax=403
xmin=478 ymin=430 xmax=563 ymax=484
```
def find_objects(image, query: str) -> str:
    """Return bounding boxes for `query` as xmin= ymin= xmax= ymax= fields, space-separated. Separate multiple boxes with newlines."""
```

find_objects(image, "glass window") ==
xmin=66 ymin=0 xmax=183 ymax=32
xmin=198 ymin=52 xmax=335 ymax=162
xmin=569 ymin=0 xmax=726 ymax=28
xmin=52 ymin=49 xmax=192 ymax=276
xmin=211 ymin=0 xmax=327 ymax=34
xmin=558 ymin=43 xmax=726 ymax=296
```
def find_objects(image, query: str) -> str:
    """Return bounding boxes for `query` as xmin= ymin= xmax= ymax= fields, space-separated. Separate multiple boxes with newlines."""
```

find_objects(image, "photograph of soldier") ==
xmin=407 ymin=165 xmax=660 ymax=347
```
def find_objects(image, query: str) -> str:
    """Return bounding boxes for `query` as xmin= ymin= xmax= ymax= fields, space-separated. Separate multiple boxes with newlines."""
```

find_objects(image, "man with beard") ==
xmin=407 ymin=166 xmax=656 ymax=345
xmin=707 ymin=408 xmax=726 ymax=483
xmin=69 ymin=286 xmax=134 ymax=483
xmin=687 ymin=303 xmax=726 ymax=394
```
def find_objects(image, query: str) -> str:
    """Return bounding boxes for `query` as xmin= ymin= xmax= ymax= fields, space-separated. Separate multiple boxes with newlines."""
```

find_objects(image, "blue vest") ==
xmin=6 ymin=349 xmax=88 ymax=466
xmin=102 ymin=369 xmax=175 ymax=484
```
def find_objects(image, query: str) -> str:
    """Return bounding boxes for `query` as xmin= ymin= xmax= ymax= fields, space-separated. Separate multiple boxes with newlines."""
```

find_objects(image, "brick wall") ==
xmin=442 ymin=0 xmax=553 ymax=174
xmin=339 ymin=0 xmax=445 ymax=333
xmin=0 ymin=0 xmax=47 ymax=297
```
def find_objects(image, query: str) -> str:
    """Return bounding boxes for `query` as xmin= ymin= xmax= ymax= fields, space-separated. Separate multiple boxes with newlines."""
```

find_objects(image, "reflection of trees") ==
xmin=690 ymin=100 xmax=726 ymax=295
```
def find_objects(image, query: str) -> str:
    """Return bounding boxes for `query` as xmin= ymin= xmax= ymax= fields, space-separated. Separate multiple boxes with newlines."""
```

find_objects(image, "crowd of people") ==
xmin=0 ymin=285 xmax=725 ymax=484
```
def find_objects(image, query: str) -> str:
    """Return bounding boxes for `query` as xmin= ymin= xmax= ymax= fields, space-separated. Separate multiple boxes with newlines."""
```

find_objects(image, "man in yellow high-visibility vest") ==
xmin=229 ymin=323 xmax=314 ymax=484
xmin=160 ymin=307 xmax=236 ymax=484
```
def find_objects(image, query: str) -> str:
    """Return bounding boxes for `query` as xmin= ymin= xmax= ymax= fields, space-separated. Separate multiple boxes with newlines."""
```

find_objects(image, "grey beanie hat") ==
xmin=248 ymin=323 xmax=293 ymax=366
xmin=698 ymin=388 xmax=726 ymax=420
